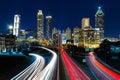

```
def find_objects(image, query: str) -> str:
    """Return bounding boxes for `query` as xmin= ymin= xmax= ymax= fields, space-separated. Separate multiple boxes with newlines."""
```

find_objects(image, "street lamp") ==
xmin=9 ymin=25 xmax=13 ymax=34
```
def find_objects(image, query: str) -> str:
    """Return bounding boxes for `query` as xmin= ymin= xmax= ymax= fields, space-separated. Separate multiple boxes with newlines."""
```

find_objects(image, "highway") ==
xmin=11 ymin=53 xmax=45 ymax=80
xmin=11 ymin=47 xmax=57 ymax=80
xmin=10 ymin=46 xmax=120 ymax=80
xmin=32 ymin=47 xmax=57 ymax=80
xmin=60 ymin=48 xmax=90 ymax=80
xmin=86 ymin=52 xmax=120 ymax=80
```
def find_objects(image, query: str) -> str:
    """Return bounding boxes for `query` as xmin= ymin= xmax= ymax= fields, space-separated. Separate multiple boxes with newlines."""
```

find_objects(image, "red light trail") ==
xmin=88 ymin=52 xmax=120 ymax=80
xmin=60 ymin=48 xmax=90 ymax=80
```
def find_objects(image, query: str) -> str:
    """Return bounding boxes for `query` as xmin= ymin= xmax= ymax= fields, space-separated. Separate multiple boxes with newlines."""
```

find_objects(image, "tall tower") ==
xmin=95 ymin=7 xmax=104 ymax=40
xmin=37 ymin=10 xmax=44 ymax=40
xmin=13 ymin=15 xmax=20 ymax=37
xmin=82 ymin=18 xmax=90 ymax=29
xmin=46 ymin=16 xmax=52 ymax=39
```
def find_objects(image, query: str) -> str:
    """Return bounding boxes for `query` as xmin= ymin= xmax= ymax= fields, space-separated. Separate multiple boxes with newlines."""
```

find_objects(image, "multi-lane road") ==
xmin=86 ymin=52 xmax=120 ymax=80
xmin=59 ymin=48 xmax=90 ymax=80
xmin=1 ymin=46 xmax=120 ymax=80
xmin=11 ymin=53 xmax=45 ymax=80
xmin=32 ymin=47 xmax=57 ymax=80
xmin=11 ymin=47 xmax=57 ymax=80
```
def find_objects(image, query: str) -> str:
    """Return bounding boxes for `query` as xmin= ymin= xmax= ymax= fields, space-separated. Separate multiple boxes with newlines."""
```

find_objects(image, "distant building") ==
xmin=13 ymin=15 xmax=21 ymax=37
xmin=33 ymin=31 xmax=37 ymax=39
xmin=82 ymin=18 xmax=90 ymax=29
xmin=62 ymin=30 xmax=66 ymax=44
xmin=95 ymin=7 xmax=104 ymax=41
xmin=20 ymin=30 xmax=26 ymax=41
xmin=5 ymin=34 xmax=17 ymax=49
xmin=94 ymin=28 xmax=101 ymax=43
xmin=66 ymin=27 xmax=71 ymax=40
xmin=46 ymin=16 xmax=52 ymax=39
xmin=0 ymin=35 xmax=5 ymax=50
xmin=37 ymin=10 xmax=44 ymax=40
xmin=52 ymin=27 xmax=58 ymax=39
xmin=83 ymin=28 xmax=95 ymax=47
xmin=105 ymin=37 xmax=120 ymax=42
xmin=73 ymin=27 xmax=80 ymax=45
xmin=53 ymin=31 xmax=62 ymax=46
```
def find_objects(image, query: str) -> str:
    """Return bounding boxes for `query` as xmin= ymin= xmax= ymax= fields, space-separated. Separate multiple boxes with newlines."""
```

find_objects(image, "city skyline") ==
xmin=0 ymin=0 xmax=120 ymax=38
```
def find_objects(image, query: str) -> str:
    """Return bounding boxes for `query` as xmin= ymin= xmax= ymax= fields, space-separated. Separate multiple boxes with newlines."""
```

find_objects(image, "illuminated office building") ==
xmin=13 ymin=15 xmax=20 ymax=37
xmin=66 ymin=27 xmax=71 ymax=40
xmin=95 ymin=7 xmax=104 ymax=41
xmin=82 ymin=18 xmax=90 ymax=29
xmin=94 ymin=28 xmax=101 ymax=44
xmin=37 ymin=10 xmax=44 ymax=40
xmin=52 ymin=31 xmax=62 ymax=46
xmin=0 ymin=35 xmax=5 ymax=50
xmin=46 ymin=16 xmax=52 ymax=39
xmin=73 ymin=27 xmax=80 ymax=45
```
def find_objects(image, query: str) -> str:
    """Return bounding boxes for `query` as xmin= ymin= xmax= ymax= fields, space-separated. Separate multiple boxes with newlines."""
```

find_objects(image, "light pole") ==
xmin=9 ymin=25 xmax=13 ymax=34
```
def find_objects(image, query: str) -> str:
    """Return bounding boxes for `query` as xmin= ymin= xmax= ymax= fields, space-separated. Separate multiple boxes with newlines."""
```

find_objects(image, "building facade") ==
xmin=37 ymin=10 xmax=44 ymax=40
xmin=0 ymin=35 xmax=5 ymax=50
xmin=95 ymin=7 xmax=104 ymax=41
xmin=73 ymin=27 xmax=80 ymax=45
xmin=66 ymin=27 xmax=71 ymax=40
xmin=53 ymin=32 xmax=62 ymax=46
xmin=13 ymin=15 xmax=20 ymax=37
xmin=82 ymin=18 xmax=90 ymax=29
xmin=5 ymin=34 xmax=17 ymax=49
xmin=46 ymin=16 xmax=52 ymax=39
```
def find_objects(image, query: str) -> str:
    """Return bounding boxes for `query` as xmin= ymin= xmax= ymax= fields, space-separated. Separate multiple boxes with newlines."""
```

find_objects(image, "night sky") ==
xmin=0 ymin=0 xmax=120 ymax=37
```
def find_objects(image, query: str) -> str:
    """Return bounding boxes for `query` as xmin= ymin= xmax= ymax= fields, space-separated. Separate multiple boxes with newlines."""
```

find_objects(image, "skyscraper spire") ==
xmin=96 ymin=6 xmax=104 ymax=15
xmin=95 ymin=6 xmax=104 ymax=41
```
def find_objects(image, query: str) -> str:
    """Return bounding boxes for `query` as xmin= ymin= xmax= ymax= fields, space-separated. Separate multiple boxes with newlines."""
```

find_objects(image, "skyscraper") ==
xmin=73 ymin=27 xmax=80 ymax=45
xmin=46 ymin=16 xmax=52 ymax=39
xmin=13 ymin=15 xmax=20 ymax=37
xmin=37 ymin=10 xmax=44 ymax=40
xmin=66 ymin=27 xmax=71 ymax=40
xmin=95 ymin=7 xmax=104 ymax=41
xmin=82 ymin=18 xmax=90 ymax=29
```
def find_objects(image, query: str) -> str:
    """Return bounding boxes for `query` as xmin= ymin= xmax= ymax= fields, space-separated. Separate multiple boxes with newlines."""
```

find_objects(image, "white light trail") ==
xmin=11 ymin=53 xmax=45 ymax=80
xmin=11 ymin=47 xmax=57 ymax=80
xmin=32 ymin=47 xmax=57 ymax=80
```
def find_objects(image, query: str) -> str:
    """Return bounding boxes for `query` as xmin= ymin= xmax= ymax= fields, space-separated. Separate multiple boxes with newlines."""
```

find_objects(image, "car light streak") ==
xmin=87 ymin=52 xmax=120 ymax=80
xmin=60 ymin=48 xmax=90 ymax=80
xmin=11 ymin=53 xmax=45 ymax=80
xmin=87 ymin=54 xmax=111 ymax=80
xmin=32 ymin=47 xmax=57 ymax=80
